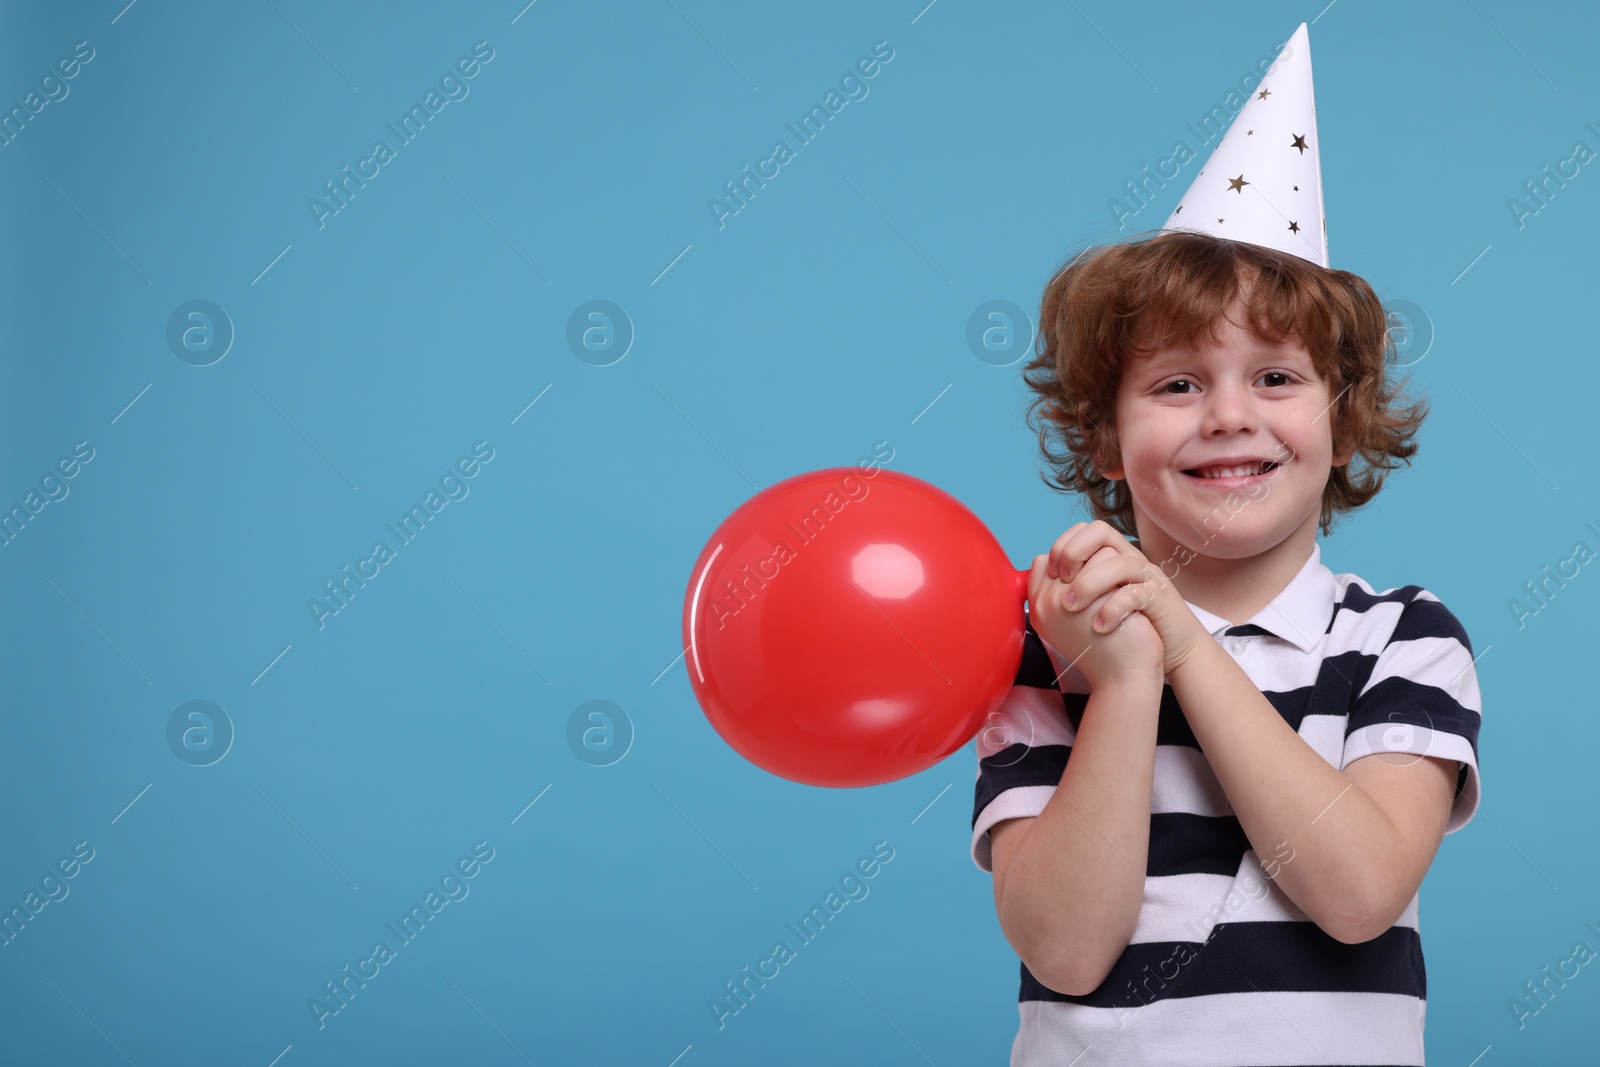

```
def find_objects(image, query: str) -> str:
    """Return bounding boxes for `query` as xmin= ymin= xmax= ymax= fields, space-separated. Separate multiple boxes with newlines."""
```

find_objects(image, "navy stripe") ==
xmin=1223 ymin=623 xmax=1276 ymax=638
xmin=1342 ymin=592 xmax=1481 ymax=757
xmin=1149 ymin=812 xmax=1251 ymax=876
xmin=973 ymin=743 xmax=1068 ymax=828
xmin=1014 ymin=614 xmax=1060 ymax=689
xmin=1346 ymin=675 xmax=1482 ymax=757
xmin=1019 ymin=921 xmax=1425 ymax=1006
xmin=1152 ymin=687 xmax=1199 ymax=747
xmin=1332 ymin=581 xmax=1419 ymax=624
xmin=973 ymin=774 xmax=1252 ymax=877
xmin=1012 ymin=617 xmax=1364 ymax=738
xmin=1280 ymin=652 xmax=1360 ymax=730
xmin=1393 ymin=594 xmax=1474 ymax=654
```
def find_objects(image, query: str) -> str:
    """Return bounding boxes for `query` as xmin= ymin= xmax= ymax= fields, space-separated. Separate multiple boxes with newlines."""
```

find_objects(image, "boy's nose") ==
xmin=1199 ymin=381 xmax=1261 ymax=434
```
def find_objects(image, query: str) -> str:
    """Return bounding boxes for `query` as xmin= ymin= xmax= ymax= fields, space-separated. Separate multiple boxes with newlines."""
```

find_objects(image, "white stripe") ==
xmin=1014 ymin=989 xmax=1426 ymax=1066
xmin=1131 ymin=869 xmax=1305 ymax=943
xmin=1357 ymin=632 xmax=1484 ymax=712
xmin=1150 ymin=746 xmax=1228 ymax=815
xmin=971 ymin=785 xmax=1056 ymax=872
xmin=1343 ymin=724 xmax=1482 ymax=833
xmin=1327 ymin=586 xmax=1407 ymax=649
xmin=975 ymin=685 xmax=1077 ymax=757
xmin=1032 ymin=634 xmax=1087 ymax=687
xmin=1131 ymin=865 xmax=1420 ymax=946
xmin=1343 ymin=722 xmax=1469 ymax=765
xmin=1296 ymin=712 xmax=1346 ymax=767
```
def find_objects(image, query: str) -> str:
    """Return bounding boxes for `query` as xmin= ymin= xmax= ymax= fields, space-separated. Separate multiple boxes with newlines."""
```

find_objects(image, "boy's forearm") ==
xmin=1165 ymin=636 xmax=1408 ymax=942
xmin=998 ymin=671 xmax=1165 ymax=994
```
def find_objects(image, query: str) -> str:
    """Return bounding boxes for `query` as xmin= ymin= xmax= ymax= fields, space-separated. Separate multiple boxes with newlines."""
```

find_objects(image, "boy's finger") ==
xmin=1055 ymin=538 xmax=1123 ymax=591
xmin=1044 ymin=525 xmax=1078 ymax=579
xmin=1052 ymin=520 xmax=1137 ymax=583
xmin=1089 ymin=587 xmax=1132 ymax=633
xmin=1047 ymin=522 xmax=1095 ymax=580
xmin=1062 ymin=549 xmax=1137 ymax=612
xmin=1027 ymin=553 xmax=1050 ymax=605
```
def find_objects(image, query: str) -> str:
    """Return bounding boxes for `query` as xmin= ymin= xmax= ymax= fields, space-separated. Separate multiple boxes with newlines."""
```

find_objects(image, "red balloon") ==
xmin=682 ymin=467 xmax=1031 ymax=787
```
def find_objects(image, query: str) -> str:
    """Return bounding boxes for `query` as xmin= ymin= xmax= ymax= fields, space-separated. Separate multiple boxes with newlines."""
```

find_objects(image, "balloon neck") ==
xmin=1014 ymin=567 xmax=1030 ymax=605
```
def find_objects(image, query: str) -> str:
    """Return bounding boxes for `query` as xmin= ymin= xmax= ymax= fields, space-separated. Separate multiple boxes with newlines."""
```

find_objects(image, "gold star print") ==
xmin=1247 ymin=129 xmax=1254 ymax=136
xmin=1293 ymin=185 xmax=1299 ymax=191
xmin=1290 ymin=134 xmax=1309 ymax=154
xmin=1217 ymin=217 xmax=1225 ymax=223
xmin=1175 ymin=205 xmax=1182 ymax=214
xmin=1227 ymin=174 xmax=1249 ymax=193
xmin=1288 ymin=221 xmax=1300 ymax=234
xmin=1257 ymin=88 xmax=1271 ymax=100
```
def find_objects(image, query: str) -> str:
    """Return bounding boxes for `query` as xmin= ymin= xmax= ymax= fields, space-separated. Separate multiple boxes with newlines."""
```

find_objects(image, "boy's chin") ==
xmin=1139 ymin=524 xmax=1291 ymax=562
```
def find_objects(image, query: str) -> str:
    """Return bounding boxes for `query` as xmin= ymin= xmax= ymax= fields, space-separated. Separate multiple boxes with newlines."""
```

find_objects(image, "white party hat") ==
xmin=1161 ymin=23 xmax=1328 ymax=267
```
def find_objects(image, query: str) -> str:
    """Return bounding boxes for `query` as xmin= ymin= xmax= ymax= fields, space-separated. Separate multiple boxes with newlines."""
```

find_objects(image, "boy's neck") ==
xmin=1131 ymin=524 xmax=1318 ymax=628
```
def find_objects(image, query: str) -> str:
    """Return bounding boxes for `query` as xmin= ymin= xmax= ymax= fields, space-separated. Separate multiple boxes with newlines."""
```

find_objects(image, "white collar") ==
xmin=1178 ymin=541 xmax=1337 ymax=654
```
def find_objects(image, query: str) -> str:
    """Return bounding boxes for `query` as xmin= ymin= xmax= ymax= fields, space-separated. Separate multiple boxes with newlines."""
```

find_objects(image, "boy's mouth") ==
xmin=1181 ymin=459 xmax=1282 ymax=484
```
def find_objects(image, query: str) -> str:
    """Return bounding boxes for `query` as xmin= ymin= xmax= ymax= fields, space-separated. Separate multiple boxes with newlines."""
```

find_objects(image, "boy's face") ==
xmin=1100 ymin=302 xmax=1354 ymax=561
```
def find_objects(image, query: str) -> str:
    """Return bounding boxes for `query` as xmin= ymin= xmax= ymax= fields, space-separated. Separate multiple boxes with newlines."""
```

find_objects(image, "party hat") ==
xmin=1162 ymin=22 xmax=1328 ymax=267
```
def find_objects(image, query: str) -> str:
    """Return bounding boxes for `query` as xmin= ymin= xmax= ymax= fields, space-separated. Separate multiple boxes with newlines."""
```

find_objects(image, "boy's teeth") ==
xmin=1192 ymin=461 xmax=1274 ymax=479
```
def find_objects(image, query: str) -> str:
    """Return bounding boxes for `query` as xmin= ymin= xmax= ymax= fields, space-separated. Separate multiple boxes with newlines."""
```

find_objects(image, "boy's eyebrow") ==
xmin=1139 ymin=343 xmax=1314 ymax=368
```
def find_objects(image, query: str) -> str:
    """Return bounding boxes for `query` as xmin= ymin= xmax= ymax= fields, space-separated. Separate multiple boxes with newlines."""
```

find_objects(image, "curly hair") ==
xmin=1021 ymin=229 xmax=1429 ymax=540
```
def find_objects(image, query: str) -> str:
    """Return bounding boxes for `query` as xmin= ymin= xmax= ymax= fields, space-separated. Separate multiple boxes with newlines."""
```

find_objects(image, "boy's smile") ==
xmin=1179 ymin=460 xmax=1283 ymax=489
xmin=1099 ymin=299 xmax=1354 ymax=616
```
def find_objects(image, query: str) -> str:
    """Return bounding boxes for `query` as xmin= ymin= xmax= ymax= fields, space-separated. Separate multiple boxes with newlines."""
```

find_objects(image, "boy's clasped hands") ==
xmin=1027 ymin=520 xmax=1208 ymax=688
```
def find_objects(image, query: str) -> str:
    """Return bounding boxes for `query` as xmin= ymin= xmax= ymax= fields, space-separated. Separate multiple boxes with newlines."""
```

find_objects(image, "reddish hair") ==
xmin=1021 ymin=229 xmax=1428 ymax=539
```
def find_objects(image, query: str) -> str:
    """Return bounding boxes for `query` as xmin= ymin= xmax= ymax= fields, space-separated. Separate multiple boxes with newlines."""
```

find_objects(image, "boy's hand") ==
xmin=1028 ymin=545 xmax=1163 ymax=689
xmin=1044 ymin=520 xmax=1209 ymax=678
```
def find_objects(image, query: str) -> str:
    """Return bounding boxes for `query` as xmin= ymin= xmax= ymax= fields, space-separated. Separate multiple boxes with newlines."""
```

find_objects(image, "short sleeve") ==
xmin=1341 ymin=590 xmax=1483 ymax=834
xmin=970 ymin=613 xmax=1087 ymax=872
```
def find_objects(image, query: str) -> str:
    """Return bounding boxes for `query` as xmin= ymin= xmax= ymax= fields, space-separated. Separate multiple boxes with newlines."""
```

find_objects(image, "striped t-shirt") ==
xmin=970 ymin=540 xmax=1483 ymax=1066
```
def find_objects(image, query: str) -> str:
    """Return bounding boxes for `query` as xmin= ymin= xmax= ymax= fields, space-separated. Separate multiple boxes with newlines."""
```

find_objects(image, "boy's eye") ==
xmin=1161 ymin=372 xmax=1294 ymax=393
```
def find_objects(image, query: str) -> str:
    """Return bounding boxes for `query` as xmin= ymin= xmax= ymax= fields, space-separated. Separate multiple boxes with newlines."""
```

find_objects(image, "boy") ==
xmin=972 ymin=225 xmax=1483 ymax=1064
xmin=971 ymin=25 xmax=1482 ymax=1061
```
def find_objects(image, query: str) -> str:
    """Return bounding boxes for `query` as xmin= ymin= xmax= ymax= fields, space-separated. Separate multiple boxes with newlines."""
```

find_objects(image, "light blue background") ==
xmin=0 ymin=0 xmax=1588 ymax=1063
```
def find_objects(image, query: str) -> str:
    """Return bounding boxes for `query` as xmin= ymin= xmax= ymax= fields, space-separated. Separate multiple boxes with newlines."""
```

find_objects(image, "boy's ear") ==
xmin=1330 ymin=425 xmax=1355 ymax=467
xmin=1093 ymin=438 xmax=1124 ymax=482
